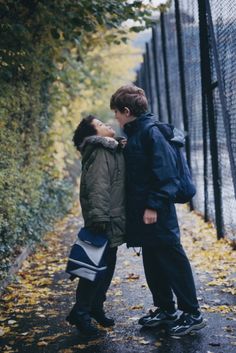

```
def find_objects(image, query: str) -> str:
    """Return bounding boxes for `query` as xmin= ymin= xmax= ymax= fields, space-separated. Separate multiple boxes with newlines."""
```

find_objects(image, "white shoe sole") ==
xmin=170 ymin=320 xmax=207 ymax=336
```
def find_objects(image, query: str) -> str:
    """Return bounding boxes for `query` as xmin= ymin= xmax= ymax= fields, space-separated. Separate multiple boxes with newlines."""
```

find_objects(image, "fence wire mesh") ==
xmin=136 ymin=0 xmax=236 ymax=240
xmin=209 ymin=0 xmax=236 ymax=235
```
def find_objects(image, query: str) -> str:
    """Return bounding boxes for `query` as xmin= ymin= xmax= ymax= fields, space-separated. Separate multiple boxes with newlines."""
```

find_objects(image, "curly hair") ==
xmin=72 ymin=115 xmax=97 ymax=150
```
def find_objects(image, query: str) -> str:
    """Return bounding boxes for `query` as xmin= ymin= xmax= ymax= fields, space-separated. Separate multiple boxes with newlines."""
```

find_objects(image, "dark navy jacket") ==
xmin=123 ymin=112 xmax=181 ymax=247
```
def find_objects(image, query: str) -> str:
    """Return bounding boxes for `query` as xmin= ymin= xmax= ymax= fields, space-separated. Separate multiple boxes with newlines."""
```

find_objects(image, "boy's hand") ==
xmin=143 ymin=208 xmax=158 ymax=224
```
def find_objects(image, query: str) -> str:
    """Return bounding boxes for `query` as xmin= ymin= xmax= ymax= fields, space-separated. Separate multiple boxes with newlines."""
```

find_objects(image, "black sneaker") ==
xmin=66 ymin=310 xmax=101 ymax=337
xmin=139 ymin=308 xmax=178 ymax=327
xmin=90 ymin=309 xmax=115 ymax=327
xmin=169 ymin=312 xmax=206 ymax=336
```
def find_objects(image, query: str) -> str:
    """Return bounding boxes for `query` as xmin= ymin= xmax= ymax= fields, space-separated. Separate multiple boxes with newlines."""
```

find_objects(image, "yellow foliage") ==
xmin=51 ymin=32 xmax=142 ymax=178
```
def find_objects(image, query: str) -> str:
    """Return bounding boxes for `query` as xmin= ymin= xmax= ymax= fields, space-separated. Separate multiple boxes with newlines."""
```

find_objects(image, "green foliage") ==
xmin=0 ymin=86 xmax=73 ymax=279
xmin=0 ymin=0 xmax=154 ymax=82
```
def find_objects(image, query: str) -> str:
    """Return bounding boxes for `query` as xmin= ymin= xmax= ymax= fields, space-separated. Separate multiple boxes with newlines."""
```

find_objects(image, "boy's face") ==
xmin=113 ymin=109 xmax=129 ymax=128
xmin=92 ymin=119 xmax=115 ymax=138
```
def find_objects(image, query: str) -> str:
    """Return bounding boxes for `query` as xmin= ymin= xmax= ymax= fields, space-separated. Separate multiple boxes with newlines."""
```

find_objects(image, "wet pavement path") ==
xmin=0 ymin=206 xmax=236 ymax=353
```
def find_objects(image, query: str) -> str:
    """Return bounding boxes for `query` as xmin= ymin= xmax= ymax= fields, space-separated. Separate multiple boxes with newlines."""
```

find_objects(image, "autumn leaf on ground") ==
xmin=125 ymin=273 xmax=140 ymax=280
xmin=130 ymin=305 xmax=143 ymax=310
xmin=139 ymin=339 xmax=150 ymax=345
xmin=37 ymin=341 xmax=48 ymax=346
xmin=1 ymin=205 xmax=236 ymax=352
xmin=155 ymin=341 xmax=162 ymax=347
xmin=111 ymin=276 xmax=121 ymax=285
xmin=114 ymin=290 xmax=122 ymax=296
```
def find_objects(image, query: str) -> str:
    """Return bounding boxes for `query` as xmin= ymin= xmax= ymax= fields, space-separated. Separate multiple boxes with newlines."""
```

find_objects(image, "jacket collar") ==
xmin=123 ymin=111 xmax=153 ymax=136
xmin=79 ymin=135 xmax=119 ymax=153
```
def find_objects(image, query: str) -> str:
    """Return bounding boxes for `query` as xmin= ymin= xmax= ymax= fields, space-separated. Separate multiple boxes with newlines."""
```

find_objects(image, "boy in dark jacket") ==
xmin=110 ymin=85 xmax=206 ymax=336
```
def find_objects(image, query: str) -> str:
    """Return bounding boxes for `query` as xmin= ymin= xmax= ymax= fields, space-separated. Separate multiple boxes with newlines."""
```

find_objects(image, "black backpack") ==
xmin=150 ymin=121 xmax=196 ymax=204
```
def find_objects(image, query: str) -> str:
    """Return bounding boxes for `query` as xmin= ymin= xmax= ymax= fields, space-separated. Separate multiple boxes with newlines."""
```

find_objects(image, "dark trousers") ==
xmin=142 ymin=242 xmax=199 ymax=314
xmin=73 ymin=246 xmax=117 ymax=314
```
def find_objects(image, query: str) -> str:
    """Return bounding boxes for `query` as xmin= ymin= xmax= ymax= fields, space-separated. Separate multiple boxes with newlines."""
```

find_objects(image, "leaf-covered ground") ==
xmin=0 ymin=206 xmax=236 ymax=353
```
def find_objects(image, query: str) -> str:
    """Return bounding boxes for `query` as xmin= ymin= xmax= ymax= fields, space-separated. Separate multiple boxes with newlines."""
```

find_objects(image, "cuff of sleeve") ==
xmin=146 ymin=199 xmax=165 ymax=212
xmin=86 ymin=216 xmax=110 ymax=226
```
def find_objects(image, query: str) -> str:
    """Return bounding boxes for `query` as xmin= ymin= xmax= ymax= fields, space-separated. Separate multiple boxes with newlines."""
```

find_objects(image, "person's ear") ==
xmin=124 ymin=107 xmax=131 ymax=117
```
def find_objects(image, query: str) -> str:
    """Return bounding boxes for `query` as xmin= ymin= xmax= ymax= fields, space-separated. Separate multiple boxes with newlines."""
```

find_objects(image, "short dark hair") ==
xmin=73 ymin=115 xmax=97 ymax=150
xmin=110 ymin=84 xmax=148 ymax=116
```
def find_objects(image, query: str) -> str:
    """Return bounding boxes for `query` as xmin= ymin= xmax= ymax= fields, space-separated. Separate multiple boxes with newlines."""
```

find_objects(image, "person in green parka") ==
xmin=66 ymin=115 xmax=126 ymax=337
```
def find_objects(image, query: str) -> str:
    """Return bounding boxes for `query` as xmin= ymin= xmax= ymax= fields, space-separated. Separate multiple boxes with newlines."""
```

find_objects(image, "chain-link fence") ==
xmin=135 ymin=0 xmax=236 ymax=241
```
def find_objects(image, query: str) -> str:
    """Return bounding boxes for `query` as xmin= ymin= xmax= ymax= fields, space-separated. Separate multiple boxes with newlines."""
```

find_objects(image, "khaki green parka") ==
xmin=79 ymin=136 xmax=126 ymax=248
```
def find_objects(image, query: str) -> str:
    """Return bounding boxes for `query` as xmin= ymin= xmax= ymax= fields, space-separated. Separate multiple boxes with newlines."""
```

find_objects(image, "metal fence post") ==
xmin=160 ymin=12 xmax=172 ymax=124
xmin=146 ymin=43 xmax=154 ymax=112
xmin=143 ymin=52 xmax=152 ymax=106
xmin=142 ymin=53 xmax=149 ymax=100
xmin=202 ymin=92 xmax=209 ymax=222
xmin=140 ymin=63 xmax=145 ymax=91
xmin=174 ymin=0 xmax=194 ymax=210
xmin=152 ymin=26 xmax=163 ymax=121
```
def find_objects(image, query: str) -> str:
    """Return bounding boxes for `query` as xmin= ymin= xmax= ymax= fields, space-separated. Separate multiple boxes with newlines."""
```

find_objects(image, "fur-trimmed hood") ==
xmin=79 ymin=135 xmax=120 ymax=152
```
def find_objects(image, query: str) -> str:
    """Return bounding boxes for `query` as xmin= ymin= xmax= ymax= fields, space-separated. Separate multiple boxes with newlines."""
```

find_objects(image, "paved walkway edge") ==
xmin=0 ymin=244 xmax=35 ymax=295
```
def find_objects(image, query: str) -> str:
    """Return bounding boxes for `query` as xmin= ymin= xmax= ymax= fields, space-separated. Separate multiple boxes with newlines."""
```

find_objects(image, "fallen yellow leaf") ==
xmin=130 ymin=305 xmax=143 ymax=310
xmin=139 ymin=339 xmax=150 ymax=345
xmin=114 ymin=290 xmax=122 ymax=296
xmin=155 ymin=341 xmax=162 ymax=347
xmin=37 ymin=341 xmax=48 ymax=346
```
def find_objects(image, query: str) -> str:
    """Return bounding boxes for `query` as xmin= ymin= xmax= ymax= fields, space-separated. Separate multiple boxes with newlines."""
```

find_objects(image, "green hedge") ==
xmin=0 ymin=78 xmax=74 ymax=280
